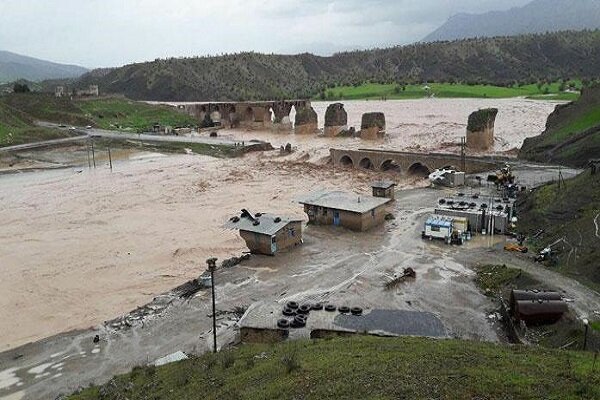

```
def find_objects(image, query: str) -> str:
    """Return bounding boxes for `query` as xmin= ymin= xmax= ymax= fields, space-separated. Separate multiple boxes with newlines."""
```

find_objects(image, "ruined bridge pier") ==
xmin=331 ymin=149 xmax=501 ymax=175
xmin=179 ymin=100 xmax=310 ymax=129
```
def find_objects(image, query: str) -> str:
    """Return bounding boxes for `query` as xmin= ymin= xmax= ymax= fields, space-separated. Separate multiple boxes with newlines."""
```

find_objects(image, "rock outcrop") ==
xmin=294 ymin=106 xmax=318 ymax=135
xmin=360 ymin=112 xmax=386 ymax=140
xmin=466 ymin=108 xmax=498 ymax=151
xmin=324 ymin=103 xmax=348 ymax=137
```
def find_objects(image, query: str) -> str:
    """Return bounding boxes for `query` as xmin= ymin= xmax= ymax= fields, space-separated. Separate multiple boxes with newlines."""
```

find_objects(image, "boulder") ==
xmin=294 ymin=106 xmax=318 ymax=135
xmin=360 ymin=112 xmax=386 ymax=140
xmin=324 ymin=103 xmax=348 ymax=137
xmin=466 ymin=108 xmax=498 ymax=151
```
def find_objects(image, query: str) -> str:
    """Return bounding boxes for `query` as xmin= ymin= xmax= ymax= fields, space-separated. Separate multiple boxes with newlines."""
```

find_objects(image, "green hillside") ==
xmin=520 ymin=84 xmax=600 ymax=167
xmin=317 ymin=81 xmax=581 ymax=101
xmin=0 ymin=93 xmax=197 ymax=147
xmin=69 ymin=336 xmax=599 ymax=400
xmin=516 ymin=169 xmax=600 ymax=291
xmin=77 ymin=30 xmax=600 ymax=101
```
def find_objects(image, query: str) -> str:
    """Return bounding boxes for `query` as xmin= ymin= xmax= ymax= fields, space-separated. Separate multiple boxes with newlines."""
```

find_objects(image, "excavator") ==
xmin=487 ymin=164 xmax=515 ymax=186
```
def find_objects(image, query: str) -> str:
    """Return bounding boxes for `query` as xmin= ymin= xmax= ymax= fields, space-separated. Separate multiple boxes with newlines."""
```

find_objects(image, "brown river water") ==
xmin=0 ymin=98 xmax=560 ymax=350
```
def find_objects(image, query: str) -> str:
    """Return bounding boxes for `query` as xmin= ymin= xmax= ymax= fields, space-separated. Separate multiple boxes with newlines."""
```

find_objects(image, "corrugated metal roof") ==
xmin=425 ymin=216 xmax=452 ymax=228
xmin=297 ymin=191 xmax=391 ymax=214
xmin=224 ymin=212 xmax=302 ymax=236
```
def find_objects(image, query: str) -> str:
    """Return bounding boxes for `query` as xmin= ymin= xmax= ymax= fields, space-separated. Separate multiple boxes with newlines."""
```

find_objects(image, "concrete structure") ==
xmin=428 ymin=169 xmax=465 ymax=187
xmin=173 ymin=100 xmax=311 ymax=130
xmin=360 ymin=112 xmax=386 ymax=140
xmin=54 ymin=86 xmax=65 ymax=98
xmin=371 ymin=181 xmax=396 ymax=200
xmin=238 ymin=301 xmax=447 ymax=343
xmin=434 ymin=194 xmax=514 ymax=234
xmin=466 ymin=108 xmax=498 ymax=151
xmin=225 ymin=211 xmax=303 ymax=255
xmin=331 ymin=148 xmax=501 ymax=175
xmin=74 ymin=85 xmax=99 ymax=97
xmin=298 ymin=191 xmax=392 ymax=231
xmin=324 ymin=103 xmax=348 ymax=137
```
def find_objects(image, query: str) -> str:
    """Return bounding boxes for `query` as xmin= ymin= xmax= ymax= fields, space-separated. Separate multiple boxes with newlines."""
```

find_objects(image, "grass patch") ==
xmin=68 ymin=336 xmax=600 ymax=400
xmin=76 ymin=98 xmax=197 ymax=132
xmin=474 ymin=264 xmax=541 ymax=298
xmin=315 ymin=81 xmax=581 ymax=101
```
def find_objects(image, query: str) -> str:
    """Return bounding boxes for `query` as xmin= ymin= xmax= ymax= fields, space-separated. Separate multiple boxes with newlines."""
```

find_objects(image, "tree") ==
xmin=13 ymin=83 xmax=30 ymax=93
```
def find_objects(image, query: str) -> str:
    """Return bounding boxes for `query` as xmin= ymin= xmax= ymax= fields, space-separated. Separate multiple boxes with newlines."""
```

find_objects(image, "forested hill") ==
xmin=423 ymin=0 xmax=600 ymax=42
xmin=75 ymin=30 xmax=600 ymax=101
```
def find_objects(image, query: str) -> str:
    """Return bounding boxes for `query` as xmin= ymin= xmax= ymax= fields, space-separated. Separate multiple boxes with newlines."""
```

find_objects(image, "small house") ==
xmin=298 ymin=191 xmax=392 ymax=231
xmin=371 ymin=181 xmax=396 ymax=200
xmin=225 ymin=210 xmax=303 ymax=256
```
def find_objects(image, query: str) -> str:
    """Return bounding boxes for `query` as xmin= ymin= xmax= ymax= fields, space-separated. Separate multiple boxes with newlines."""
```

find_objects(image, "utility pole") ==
xmin=460 ymin=137 xmax=466 ymax=172
xmin=207 ymin=257 xmax=218 ymax=353
xmin=91 ymin=138 xmax=96 ymax=169
xmin=108 ymin=146 xmax=113 ymax=172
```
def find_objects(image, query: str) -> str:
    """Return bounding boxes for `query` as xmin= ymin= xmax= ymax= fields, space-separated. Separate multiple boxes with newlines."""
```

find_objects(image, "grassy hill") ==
xmin=68 ymin=336 xmax=599 ymax=400
xmin=76 ymin=30 xmax=600 ymax=101
xmin=520 ymin=84 xmax=600 ymax=167
xmin=0 ymin=94 xmax=197 ymax=147
xmin=0 ymin=50 xmax=88 ymax=83
xmin=516 ymin=169 xmax=600 ymax=291
xmin=317 ymin=81 xmax=581 ymax=101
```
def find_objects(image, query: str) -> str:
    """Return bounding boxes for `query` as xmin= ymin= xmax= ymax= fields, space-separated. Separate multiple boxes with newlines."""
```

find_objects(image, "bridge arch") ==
xmin=244 ymin=106 xmax=254 ymax=122
xmin=339 ymin=155 xmax=354 ymax=167
xmin=407 ymin=162 xmax=431 ymax=177
xmin=380 ymin=159 xmax=402 ymax=173
xmin=359 ymin=157 xmax=374 ymax=170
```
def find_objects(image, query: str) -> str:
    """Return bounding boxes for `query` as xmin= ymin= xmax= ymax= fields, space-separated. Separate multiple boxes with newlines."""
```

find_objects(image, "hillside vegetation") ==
xmin=77 ymin=30 xmax=600 ymax=101
xmin=520 ymin=84 xmax=600 ymax=167
xmin=318 ymin=81 xmax=581 ymax=101
xmin=69 ymin=336 xmax=599 ymax=400
xmin=516 ymin=169 xmax=600 ymax=291
xmin=0 ymin=94 xmax=197 ymax=147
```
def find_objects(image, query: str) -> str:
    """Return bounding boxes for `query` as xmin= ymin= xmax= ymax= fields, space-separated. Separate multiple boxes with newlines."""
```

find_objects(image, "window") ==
xmin=371 ymin=209 xmax=375 ymax=218
xmin=323 ymin=208 xmax=327 ymax=216
xmin=431 ymin=226 xmax=440 ymax=232
xmin=271 ymin=236 xmax=277 ymax=244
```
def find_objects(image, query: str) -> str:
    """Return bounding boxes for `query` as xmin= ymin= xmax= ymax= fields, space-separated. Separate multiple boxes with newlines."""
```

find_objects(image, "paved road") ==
xmin=0 ymin=123 xmax=252 ymax=154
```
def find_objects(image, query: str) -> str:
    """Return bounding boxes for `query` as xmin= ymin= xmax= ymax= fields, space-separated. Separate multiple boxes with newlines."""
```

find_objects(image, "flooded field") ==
xmin=0 ymin=98 xmax=560 ymax=352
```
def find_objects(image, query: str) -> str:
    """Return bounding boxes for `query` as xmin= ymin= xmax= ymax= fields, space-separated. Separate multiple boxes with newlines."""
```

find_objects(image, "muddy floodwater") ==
xmin=0 ymin=98 xmax=560 ymax=353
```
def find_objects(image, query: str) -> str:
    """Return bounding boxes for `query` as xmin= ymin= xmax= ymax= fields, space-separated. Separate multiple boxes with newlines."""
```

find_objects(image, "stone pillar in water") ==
xmin=324 ymin=103 xmax=348 ymax=137
xmin=360 ymin=112 xmax=386 ymax=140
xmin=294 ymin=106 xmax=318 ymax=135
xmin=466 ymin=108 xmax=498 ymax=151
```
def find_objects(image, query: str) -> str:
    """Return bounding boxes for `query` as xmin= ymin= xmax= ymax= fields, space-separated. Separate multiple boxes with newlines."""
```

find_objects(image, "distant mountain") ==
xmin=423 ymin=0 xmax=600 ymax=42
xmin=76 ymin=30 xmax=600 ymax=101
xmin=0 ymin=51 xmax=88 ymax=83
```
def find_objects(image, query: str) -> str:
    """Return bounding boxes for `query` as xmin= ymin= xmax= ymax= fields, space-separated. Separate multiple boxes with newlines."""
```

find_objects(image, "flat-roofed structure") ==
xmin=434 ymin=194 xmax=514 ymax=234
xmin=298 ymin=191 xmax=392 ymax=231
xmin=371 ymin=180 xmax=396 ymax=199
xmin=225 ymin=210 xmax=303 ymax=255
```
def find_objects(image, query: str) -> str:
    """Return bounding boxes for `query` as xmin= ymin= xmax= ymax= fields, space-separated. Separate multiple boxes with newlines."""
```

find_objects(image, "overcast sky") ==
xmin=0 ymin=0 xmax=532 ymax=68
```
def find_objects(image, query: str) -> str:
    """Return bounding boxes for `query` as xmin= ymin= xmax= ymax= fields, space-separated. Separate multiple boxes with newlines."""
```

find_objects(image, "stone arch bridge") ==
xmin=175 ymin=100 xmax=311 ymax=129
xmin=331 ymin=148 xmax=502 ymax=175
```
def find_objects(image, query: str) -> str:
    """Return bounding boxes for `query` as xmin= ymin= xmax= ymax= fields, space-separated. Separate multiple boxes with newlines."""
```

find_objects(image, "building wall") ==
xmin=239 ymin=221 xmax=302 ymax=255
xmin=304 ymin=204 xmax=388 ymax=231
xmin=240 ymin=327 xmax=288 ymax=343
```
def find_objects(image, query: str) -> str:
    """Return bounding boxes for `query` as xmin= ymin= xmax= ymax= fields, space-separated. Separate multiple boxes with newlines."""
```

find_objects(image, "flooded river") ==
xmin=0 ymin=98 xmax=560 ymax=351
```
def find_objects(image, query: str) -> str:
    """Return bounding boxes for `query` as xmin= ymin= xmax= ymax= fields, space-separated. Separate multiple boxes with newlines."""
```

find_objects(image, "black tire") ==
xmin=350 ymin=307 xmax=363 ymax=316
xmin=311 ymin=302 xmax=323 ymax=310
xmin=291 ymin=315 xmax=306 ymax=328
xmin=297 ymin=304 xmax=311 ymax=314
xmin=286 ymin=301 xmax=299 ymax=310
xmin=338 ymin=306 xmax=350 ymax=314
xmin=282 ymin=307 xmax=295 ymax=316
xmin=325 ymin=304 xmax=337 ymax=312
xmin=277 ymin=319 xmax=290 ymax=329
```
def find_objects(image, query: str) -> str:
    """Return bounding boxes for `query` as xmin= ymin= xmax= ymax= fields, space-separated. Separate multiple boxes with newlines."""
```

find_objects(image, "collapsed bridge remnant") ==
xmin=172 ymin=100 xmax=311 ymax=130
